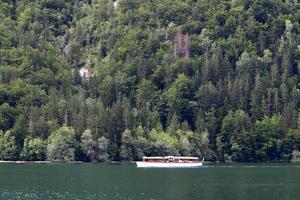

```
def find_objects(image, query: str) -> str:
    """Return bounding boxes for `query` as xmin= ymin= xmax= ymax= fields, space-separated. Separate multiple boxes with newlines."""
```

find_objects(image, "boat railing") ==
xmin=142 ymin=156 xmax=201 ymax=163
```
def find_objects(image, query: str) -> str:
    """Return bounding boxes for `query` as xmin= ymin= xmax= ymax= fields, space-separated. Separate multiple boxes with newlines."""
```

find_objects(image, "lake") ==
xmin=0 ymin=163 xmax=299 ymax=200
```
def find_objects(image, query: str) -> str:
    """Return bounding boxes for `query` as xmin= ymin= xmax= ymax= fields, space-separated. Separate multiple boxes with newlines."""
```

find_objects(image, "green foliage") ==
xmin=286 ymin=129 xmax=300 ymax=153
xmin=190 ymin=130 xmax=212 ymax=158
xmin=20 ymin=137 xmax=46 ymax=161
xmin=120 ymin=127 xmax=147 ymax=161
xmin=120 ymin=129 xmax=135 ymax=161
xmin=0 ymin=130 xmax=17 ymax=161
xmin=0 ymin=103 xmax=18 ymax=130
xmin=97 ymin=136 xmax=109 ymax=162
xmin=47 ymin=127 xmax=76 ymax=161
xmin=80 ymin=129 xmax=108 ymax=162
xmin=217 ymin=110 xmax=251 ymax=162
xmin=80 ymin=129 xmax=96 ymax=161
xmin=148 ymin=128 xmax=178 ymax=156
xmin=164 ymin=74 xmax=195 ymax=127
xmin=0 ymin=0 xmax=300 ymax=162
xmin=252 ymin=115 xmax=284 ymax=161
xmin=179 ymin=136 xmax=191 ymax=156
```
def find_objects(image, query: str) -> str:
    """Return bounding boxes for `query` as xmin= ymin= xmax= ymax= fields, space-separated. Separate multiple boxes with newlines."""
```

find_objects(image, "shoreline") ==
xmin=0 ymin=160 xmax=136 ymax=164
xmin=0 ymin=160 xmax=297 ymax=164
xmin=0 ymin=161 xmax=83 ymax=164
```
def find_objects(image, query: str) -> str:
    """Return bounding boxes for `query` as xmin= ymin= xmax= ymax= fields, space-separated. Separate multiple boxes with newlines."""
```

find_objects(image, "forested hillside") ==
xmin=1 ymin=0 xmax=300 ymax=162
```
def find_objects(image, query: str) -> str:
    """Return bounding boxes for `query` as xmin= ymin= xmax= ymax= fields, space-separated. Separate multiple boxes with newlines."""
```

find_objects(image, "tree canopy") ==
xmin=1 ymin=0 xmax=300 ymax=162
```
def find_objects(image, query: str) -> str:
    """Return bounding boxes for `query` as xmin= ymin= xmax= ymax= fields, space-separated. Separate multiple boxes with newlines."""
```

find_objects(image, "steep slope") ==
xmin=0 ymin=0 xmax=300 ymax=162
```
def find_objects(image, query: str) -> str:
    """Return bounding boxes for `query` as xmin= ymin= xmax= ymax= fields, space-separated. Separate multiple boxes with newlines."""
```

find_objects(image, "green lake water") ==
xmin=0 ymin=163 xmax=299 ymax=200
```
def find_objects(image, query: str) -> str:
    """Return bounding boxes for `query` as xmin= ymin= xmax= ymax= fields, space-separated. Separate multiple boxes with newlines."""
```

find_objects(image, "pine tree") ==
xmin=250 ymin=73 xmax=264 ymax=119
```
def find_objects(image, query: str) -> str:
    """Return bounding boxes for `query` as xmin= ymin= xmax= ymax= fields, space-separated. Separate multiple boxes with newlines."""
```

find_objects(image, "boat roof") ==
xmin=143 ymin=156 xmax=199 ymax=160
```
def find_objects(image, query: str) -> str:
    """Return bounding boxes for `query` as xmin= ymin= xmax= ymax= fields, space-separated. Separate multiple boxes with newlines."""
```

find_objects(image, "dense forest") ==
xmin=1 ymin=0 xmax=300 ymax=162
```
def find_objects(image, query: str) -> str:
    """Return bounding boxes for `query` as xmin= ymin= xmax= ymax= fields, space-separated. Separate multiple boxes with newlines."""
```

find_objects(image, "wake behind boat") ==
xmin=136 ymin=156 xmax=204 ymax=168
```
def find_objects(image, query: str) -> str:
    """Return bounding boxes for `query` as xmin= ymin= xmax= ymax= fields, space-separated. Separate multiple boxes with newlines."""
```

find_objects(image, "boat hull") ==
xmin=136 ymin=162 xmax=203 ymax=168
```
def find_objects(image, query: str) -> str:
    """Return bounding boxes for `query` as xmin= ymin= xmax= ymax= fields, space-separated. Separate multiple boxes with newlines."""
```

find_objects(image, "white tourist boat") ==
xmin=136 ymin=156 xmax=204 ymax=168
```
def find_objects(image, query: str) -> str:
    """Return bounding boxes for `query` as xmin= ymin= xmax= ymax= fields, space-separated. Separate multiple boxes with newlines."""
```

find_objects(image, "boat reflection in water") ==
xmin=136 ymin=156 xmax=204 ymax=168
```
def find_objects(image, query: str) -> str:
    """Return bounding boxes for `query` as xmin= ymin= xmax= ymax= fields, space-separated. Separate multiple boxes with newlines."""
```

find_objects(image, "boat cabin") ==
xmin=142 ymin=156 xmax=200 ymax=163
